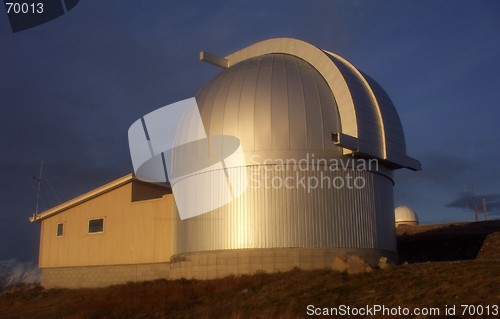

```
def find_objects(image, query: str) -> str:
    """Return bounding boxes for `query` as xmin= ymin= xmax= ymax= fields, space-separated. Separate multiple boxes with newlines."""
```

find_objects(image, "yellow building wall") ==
xmin=39 ymin=182 xmax=174 ymax=268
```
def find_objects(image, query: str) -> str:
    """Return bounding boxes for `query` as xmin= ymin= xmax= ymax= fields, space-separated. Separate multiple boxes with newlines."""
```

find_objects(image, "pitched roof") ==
xmin=30 ymin=174 xmax=139 ymax=222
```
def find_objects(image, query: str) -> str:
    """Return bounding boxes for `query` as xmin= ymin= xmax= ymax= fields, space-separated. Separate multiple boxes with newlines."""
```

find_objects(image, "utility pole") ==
xmin=482 ymin=197 xmax=487 ymax=221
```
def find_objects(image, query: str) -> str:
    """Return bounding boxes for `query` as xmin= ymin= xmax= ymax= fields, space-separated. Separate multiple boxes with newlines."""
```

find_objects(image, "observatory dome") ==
xmin=172 ymin=38 xmax=420 ymax=269
xmin=196 ymin=53 xmax=343 ymax=161
xmin=395 ymin=206 xmax=419 ymax=226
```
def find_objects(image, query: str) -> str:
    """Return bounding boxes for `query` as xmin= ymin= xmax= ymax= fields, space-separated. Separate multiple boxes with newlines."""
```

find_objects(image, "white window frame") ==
xmin=87 ymin=217 xmax=105 ymax=234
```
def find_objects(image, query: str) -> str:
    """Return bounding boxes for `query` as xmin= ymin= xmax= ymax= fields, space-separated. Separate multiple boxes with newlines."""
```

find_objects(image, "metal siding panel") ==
xmin=237 ymin=59 xmax=260 ymax=152
xmin=223 ymin=61 xmax=249 ymax=139
xmin=209 ymin=67 xmax=237 ymax=137
xmin=361 ymin=72 xmax=407 ymax=161
xmin=373 ymin=174 xmax=397 ymax=251
xmin=314 ymin=69 xmax=341 ymax=151
xmin=328 ymin=55 xmax=385 ymax=158
xmin=174 ymin=166 xmax=395 ymax=254
xmin=299 ymin=59 xmax=324 ymax=150
xmin=254 ymin=56 xmax=273 ymax=151
xmin=197 ymin=74 xmax=223 ymax=137
xmin=271 ymin=55 xmax=290 ymax=150
xmin=286 ymin=55 xmax=308 ymax=150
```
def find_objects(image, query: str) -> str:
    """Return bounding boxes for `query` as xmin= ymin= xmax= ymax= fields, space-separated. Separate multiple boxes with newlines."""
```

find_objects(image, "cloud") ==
xmin=446 ymin=192 xmax=500 ymax=214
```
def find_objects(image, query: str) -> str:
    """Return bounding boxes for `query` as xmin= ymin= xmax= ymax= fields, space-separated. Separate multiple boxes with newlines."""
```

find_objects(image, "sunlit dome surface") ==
xmin=196 ymin=53 xmax=342 ymax=159
xmin=196 ymin=38 xmax=420 ymax=170
xmin=395 ymin=206 xmax=419 ymax=226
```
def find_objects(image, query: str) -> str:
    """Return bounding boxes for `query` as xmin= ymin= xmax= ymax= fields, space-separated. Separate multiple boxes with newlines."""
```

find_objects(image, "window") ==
xmin=56 ymin=223 xmax=64 ymax=237
xmin=88 ymin=218 xmax=104 ymax=234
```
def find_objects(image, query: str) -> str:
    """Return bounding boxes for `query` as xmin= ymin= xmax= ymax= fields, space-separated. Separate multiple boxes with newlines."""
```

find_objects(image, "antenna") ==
xmin=34 ymin=160 xmax=43 ymax=216
xmin=464 ymin=176 xmax=479 ymax=221
xmin=464 ymin=183 xmax=469 ymax=209
xmin=32 ymin=160 xmax=61 ymax=221
xmin=482 ymin=197 xmax=487 ymax=221
xmin=470 ymin=182 xmax=476 ymax=213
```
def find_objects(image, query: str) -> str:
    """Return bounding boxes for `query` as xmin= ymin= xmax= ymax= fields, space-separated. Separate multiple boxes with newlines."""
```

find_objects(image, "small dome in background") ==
xmin=395 ymin=206 xmax=419 ymax=226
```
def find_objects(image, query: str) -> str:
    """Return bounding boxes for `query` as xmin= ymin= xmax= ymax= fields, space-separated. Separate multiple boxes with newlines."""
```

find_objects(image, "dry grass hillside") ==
xmin=1 ymin=220 xmax=499 ymax=319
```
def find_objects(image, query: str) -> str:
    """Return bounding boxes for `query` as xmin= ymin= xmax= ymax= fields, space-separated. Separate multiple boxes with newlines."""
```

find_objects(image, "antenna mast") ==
xmin=482 ymin=197 xmax=487 ymax=221
xmin=34 ymin=160 xmax=43 ymax=215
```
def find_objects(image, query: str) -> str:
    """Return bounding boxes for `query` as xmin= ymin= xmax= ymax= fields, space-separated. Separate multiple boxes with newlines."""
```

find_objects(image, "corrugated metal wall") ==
xmin=174 ymin=165 xmax=396 ymax=254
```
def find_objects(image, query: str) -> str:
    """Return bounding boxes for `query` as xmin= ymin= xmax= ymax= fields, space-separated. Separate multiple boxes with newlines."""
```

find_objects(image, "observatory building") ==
xmin=31 ymin=38 xmax=420 ymax=288
xmin=173 ymin=37 xmax=420 ymax=270
xmin=395 ymin=206 xmax=420 ymax=227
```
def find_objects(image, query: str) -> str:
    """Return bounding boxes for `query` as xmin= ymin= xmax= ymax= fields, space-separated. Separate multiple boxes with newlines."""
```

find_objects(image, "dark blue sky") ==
xmin=1 ymin=0 xmax=499 ymax=261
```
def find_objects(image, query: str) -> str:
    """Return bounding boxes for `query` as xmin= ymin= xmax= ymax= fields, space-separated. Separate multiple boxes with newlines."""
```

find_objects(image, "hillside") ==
xmin=0 ymin=260 xmax=40 ymax=290
xmin=1 ymin=220 xmax=499 ymax=319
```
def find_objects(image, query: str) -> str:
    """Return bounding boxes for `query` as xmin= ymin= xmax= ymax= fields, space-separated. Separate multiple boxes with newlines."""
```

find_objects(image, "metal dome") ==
xmin=199 ymin=38 xmax=420 ymax=170
xmin=196 ymin=53 xmax=343 ymax=162
xmin=395 ymin=206 xmax=419 ymax=226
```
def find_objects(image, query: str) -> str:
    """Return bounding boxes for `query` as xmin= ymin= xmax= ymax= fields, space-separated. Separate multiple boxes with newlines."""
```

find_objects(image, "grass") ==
xmin=1 ymin=220 xmax=499 ymax=318
xmin=1 ymin=260 xmax=498 ymax=318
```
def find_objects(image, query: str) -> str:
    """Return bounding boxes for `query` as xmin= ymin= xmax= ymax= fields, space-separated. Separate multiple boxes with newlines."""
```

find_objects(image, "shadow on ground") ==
xmin=397 ymin=220 xmax=500 ymax=263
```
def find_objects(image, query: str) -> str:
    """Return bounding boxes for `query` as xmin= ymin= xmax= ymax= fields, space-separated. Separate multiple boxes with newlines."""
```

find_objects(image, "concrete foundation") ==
xmin=40 ymin=262 xmax=171 ymax=289
xmin=40 ymin=248 xmax=397 ymax=288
